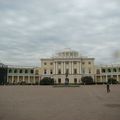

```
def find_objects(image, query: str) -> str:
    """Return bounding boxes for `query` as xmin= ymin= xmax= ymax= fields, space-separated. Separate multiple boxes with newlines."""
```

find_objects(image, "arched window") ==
xmin=108 ymin=68 xmax=111 ymax=72
xmin=9 ymin=69 xmax=12 ymax=73
xmin=113 ymin=68 xmax=117 ymax=72
xmin=14 ymin=69 xmax=17 ymax=73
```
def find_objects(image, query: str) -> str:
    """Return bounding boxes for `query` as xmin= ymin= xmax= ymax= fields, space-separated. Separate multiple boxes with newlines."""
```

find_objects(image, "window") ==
xmin=25 ymin=69 xmax=28 ymax=74
xmin=31 ymin=70 xmax=34 ymax=74
xmin=50 ymin=62 xmax=53 ymax=65
xmin=108 ymin=69 xmax=111 ymax=72
xmin=74 ymin=78 xmax=77 ymax=84
xmin=50 ymin=69 xmax=53 ymax=74
xmin=58 ymin=69 xmax=61 ymax=74
xmin=9 ymin=69 xmax=12 ymax=73
xmin=20 ymin=69 xmax=23 ymax=73
xmin=82 ymin=62 xmax=85 ymax=65
xmin=66 ymin=69 xmax=69 ymax=74
xmin=74 ymin=69 xmax=77 ymax=74
xmin=102 ymin=69 xmax=105 ymax=73
xmin=58 ymin=78 xmax=61 ymax=84
xmin=44 ymin=69 xmax=47 ymax=74
xmin=44 ymin=62 xmax=47 ymax=65
xmin=113 ymin=68 xmax=116 ymax=72
xmin=88 ymin=62 xmax=91 ymax=64
xmin=14 ymin=69 xmax=17 ymax=73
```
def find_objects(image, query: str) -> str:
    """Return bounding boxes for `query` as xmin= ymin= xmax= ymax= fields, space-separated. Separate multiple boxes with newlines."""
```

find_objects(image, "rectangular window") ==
xmin=25 ymin=69 xmax=28 ymax=74
xmin=58 ymin=69 xmax=61 ymax=74
xmin=88 ymin=62 xmax=91 ymax=64
xmin=66 ymin=69 xmax=69 ymax=74
xmin=20 ymin=69 xmax=23 ymax=73
xmin=50 ymin=62 xmax=53 ymax=65
xmin=31 ymin=70 xmax=34 ymax=74
xmin=74 ymin=69 xmax=77 ymax=74
xmin=82 ymin=62 xmax=85 ymax=65
xmin=44 ymin=62 xmax=47 ymax=65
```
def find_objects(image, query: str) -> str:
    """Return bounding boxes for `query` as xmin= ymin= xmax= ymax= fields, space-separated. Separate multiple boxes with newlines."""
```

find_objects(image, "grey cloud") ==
xmin=0 ymin=0 xmax=120 ymax=65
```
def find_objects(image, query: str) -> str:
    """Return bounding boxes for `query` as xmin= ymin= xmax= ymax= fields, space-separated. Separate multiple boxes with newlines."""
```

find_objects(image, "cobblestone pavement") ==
xmin=0 ymin=85 xmax=120 ymax=120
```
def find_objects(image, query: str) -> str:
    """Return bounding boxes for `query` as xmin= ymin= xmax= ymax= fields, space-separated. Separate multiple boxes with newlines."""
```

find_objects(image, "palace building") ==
xmin=0 ymin=49 xmax=120 ymax=85
xmin=40 ymin=49 xmax=95 ymax=84
xmin=95 ymin=64 xmax=120 ymax=83
xmin=7 ymin=65 xmax=40 ymax=84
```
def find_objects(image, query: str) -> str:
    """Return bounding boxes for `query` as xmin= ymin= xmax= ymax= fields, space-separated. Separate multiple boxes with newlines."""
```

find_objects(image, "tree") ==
xmin=108 ymin=77 xmax=118 ymax=84
xmin=81 ymin=76 xmax=94 ymax=85
xmin=40 ymin=77 xmax=54 ymax=85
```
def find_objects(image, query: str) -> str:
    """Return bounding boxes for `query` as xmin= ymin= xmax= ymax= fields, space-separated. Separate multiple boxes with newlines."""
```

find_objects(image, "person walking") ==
xmin=106 ymin=83 xmax=110 ymax=93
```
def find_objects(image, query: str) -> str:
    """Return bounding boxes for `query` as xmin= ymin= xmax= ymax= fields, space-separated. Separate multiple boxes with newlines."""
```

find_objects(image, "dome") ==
xmin=54 ymin=48 xmax=80 ymax=58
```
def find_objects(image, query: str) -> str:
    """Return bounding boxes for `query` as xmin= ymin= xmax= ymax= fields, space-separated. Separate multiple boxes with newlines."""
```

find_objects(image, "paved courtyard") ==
xmin=0 ymin=85 xmax=120 ymax=120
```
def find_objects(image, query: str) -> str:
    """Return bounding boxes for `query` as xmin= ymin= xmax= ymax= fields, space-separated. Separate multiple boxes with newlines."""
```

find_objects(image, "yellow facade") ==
xmin=39 ymin=49 xmax=95 ymax=84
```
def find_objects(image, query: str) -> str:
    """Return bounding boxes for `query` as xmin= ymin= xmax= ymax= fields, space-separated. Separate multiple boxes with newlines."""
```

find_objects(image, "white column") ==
xmin=55 ymin=62 xmax=57 ymax=74
xmin=80 ymin=62 xmax=82 ymax=74
xmin=69 ymin=61 xmax=72 ymax=74
xmin=64 ymin=62 xmax=66 ymax=74
xmin=61 ymin=62 xmax=64 ymax=74
xmin=77 ymin=61 xmax=80 ymax=74
xmin=56 ymin=62 xmax=58 ymax=74
xmin=53 ymin=62 xmax=56 ymax=75
xmin=71 ymin=61 xmax=73 ymax=74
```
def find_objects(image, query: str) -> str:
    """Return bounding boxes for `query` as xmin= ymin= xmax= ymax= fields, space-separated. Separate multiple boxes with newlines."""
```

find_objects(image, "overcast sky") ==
xmin=0 ymin=0 xmax=120 ymax=66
